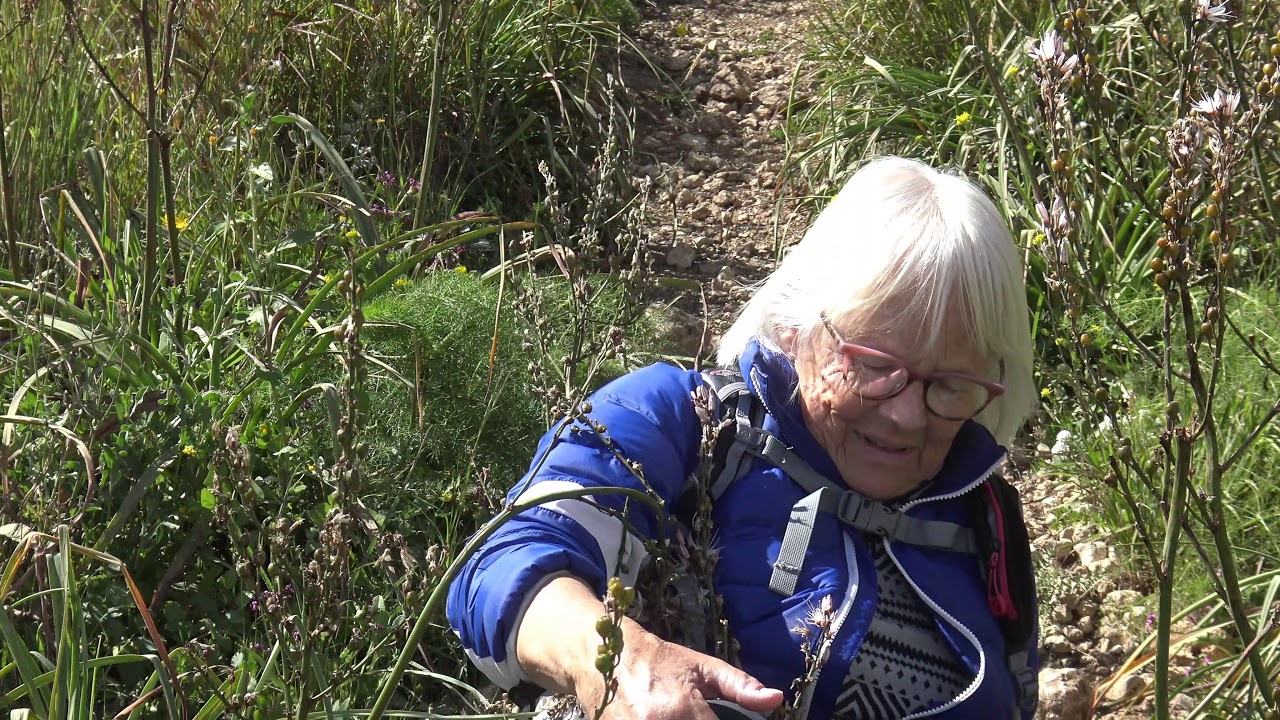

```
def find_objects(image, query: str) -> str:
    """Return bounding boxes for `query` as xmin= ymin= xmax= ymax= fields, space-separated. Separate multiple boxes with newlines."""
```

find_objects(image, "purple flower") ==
xmin=251 ymin=642 xmax=265 ymax=653
xmin=282 ymin=584 xmax=294 ymax=599
xmin=369 ymin=202 xmax=396 ymax=220
xmin=376 ymin=170 xmax=396 ymax=188
xmin=1145 ymin=612 xmax=1156 ymax=630
xmin=405 ymin=177 xmax=421 ymax=194
xmin=250 ymin=600 xmax=260 ymax=613
xmin=292 ymin=630 xmax=302 ymax=643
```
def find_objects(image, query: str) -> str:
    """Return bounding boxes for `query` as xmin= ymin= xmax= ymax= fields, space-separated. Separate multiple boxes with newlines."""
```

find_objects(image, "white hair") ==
xmin=716 ymin=156 xmax=1036 ymax=446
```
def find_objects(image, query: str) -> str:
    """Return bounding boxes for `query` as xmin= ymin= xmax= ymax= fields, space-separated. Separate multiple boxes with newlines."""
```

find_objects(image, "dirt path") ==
xmin=623 ymin=0 xmax=813 ymax=357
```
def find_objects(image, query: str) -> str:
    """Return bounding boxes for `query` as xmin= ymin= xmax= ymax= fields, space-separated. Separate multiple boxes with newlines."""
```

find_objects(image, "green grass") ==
xmin=0 ymin=0 xmax=648 ymax=715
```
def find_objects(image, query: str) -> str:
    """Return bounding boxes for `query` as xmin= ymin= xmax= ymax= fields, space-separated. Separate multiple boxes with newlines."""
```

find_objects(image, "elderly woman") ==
xmin=446 ymin=157 xmax=1039 ymax=720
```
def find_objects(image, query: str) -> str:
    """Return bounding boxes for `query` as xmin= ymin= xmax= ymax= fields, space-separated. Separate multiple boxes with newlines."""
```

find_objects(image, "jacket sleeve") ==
xmin=445 ymin=363 xmax=704 ymax=688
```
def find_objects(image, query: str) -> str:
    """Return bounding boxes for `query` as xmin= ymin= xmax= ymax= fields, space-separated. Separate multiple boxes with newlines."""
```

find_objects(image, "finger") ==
xmin=697 ymin=659 xmax=785 ymax=712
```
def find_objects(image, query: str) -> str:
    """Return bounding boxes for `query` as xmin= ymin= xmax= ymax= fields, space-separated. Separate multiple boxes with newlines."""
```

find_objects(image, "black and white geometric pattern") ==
xmin=833 ymin=540 xmax=971 ymax=719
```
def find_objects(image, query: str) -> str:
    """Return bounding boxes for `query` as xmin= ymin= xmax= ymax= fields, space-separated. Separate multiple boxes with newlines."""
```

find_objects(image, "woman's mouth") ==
xmin=855 ymin=431 xmax=913 ymax=456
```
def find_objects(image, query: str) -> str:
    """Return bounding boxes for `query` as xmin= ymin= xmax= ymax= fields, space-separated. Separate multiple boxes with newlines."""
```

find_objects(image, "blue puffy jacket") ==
xmin=446 ymin=339 xmax=1039 ymax=719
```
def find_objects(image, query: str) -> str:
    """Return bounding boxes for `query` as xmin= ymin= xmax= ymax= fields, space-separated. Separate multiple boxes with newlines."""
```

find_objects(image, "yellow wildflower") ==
xmin=258 ymin=424 xmax=269 ymax=436
xmin=1032 ymin=232 xmax=1046 ymax=246
xmin=455 ymin=265 xmax=468 ymax=274
xmin=955 ymin=112 xmax=972 ymax=127
xmin=393 ymin=277 xmax=410 ymax=289
xmin=182 ymin=445 xmax=197 ymax=457
xmin=308 ymin=463 xmax=317 ymax=473
xmin=1005 ymin=65 xmax=1021 ymax=79
xmin=208 ymin=134 xmax=218 ymax=147
xmin=171 ymin=214 xmax=190 ymax=231
xmin=345 ymin=229 xmax=360 ymax=240
xmin=1040 ymin=388 xmax=1052 ymax=399
xmin=375 ymin=118 xmax=386 ymax=125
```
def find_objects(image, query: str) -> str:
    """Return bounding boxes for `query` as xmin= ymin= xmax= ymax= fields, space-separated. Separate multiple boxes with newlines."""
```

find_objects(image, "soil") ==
xmin=621 ymin=1 xmax=1164 ymax=718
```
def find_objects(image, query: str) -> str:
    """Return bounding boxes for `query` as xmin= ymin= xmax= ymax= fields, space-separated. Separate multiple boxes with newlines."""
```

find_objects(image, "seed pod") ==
xmin=596 ymin=616 xmax=614 ymax=637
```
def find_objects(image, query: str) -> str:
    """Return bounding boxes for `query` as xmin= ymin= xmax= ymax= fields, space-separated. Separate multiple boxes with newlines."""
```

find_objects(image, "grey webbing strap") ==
xmin=1009 ymin=649 xmax=1039 ymax=713
xmin=737 ymin=425 xmax=980 ymax=554
xmin=711 ymin=388 xmax=756 ymax=501
xmin=770 ymin=488 xmax=828 ymax=595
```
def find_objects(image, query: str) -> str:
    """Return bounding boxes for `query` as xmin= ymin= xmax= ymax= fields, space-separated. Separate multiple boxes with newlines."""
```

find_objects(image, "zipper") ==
xmin=795 ymin=530 xmax=858 ymax=720
xmin=891 ymin=455 xmax=1005 ymax=719
xmin=749 ymin=367 xmax=778 ymax=421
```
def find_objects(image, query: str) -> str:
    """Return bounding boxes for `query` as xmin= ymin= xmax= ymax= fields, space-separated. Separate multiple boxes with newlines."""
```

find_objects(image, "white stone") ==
xmin=1051 ymin=429 xmax=1073 ymax=456
xmin=1075 ymin=541 xmax=1116 ymax=573
xmin=1104 ymin=672 xmax=1144 ymax=702
xmin=1170 ymin=693 xmax=1197 ymax=717
xmin=1078 ymin=614 xmax=1096 ymax=636
xmin=675 ymin=133 xmax=708 ymax=151
xmin=1037 ymin=667 xmax=1089 ymax=720
xmin=665 ymin=243 xmax=695 ymax=270
xmin=1044 ymin=633 xmax=1071 ymax=654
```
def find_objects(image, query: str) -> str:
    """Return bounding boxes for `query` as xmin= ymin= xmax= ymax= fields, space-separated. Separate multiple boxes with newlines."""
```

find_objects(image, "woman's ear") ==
xmin=778 ymin=327 xmax=799 ymax=356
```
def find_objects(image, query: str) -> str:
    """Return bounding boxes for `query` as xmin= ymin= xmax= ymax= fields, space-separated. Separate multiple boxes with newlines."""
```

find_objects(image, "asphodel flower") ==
xmin=1191 ymin=87 xmax=1240 ymax=121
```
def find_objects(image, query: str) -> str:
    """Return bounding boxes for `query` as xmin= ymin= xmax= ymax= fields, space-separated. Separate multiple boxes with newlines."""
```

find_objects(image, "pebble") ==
xmin=712 ymin=190 xmax=736 ymax=208
xmin=664 ymin=243 xmax=696 ymax=270
xmin=675 ymin=133 xmax=709 ymax=151
xmin=1104 ymin=672 xmax=1145 ymax=702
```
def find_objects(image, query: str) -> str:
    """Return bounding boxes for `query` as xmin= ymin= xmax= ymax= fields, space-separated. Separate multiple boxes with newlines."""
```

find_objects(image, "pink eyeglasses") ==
xmin=819 ymin=312 xmax=1005 ymax=421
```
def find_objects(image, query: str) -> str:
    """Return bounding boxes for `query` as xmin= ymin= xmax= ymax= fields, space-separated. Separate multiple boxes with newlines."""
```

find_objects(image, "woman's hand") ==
xmin=517 ymin=576 xmax=784 ymax=720
xmin=574 ymin=617 xmax=783 ymax=719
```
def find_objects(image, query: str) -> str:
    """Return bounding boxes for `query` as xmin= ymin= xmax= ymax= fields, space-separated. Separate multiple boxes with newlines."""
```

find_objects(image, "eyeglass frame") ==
xmin=818 ymin=311 xmax=1006 ymax=421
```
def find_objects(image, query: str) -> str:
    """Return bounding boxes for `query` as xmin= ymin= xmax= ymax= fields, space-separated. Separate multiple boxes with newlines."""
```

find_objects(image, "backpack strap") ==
xmin=971 ymin=474 xmax=1039 ymax=713
xmin=701 ymin=370 xmax=765 ymax=501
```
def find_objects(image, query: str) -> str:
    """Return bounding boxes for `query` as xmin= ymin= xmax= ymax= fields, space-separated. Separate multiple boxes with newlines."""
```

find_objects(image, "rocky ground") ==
xmin=622 ymin=0 xmax=814 ymax=358
xmin=621 ymin=0 xmax=1180 ymax=717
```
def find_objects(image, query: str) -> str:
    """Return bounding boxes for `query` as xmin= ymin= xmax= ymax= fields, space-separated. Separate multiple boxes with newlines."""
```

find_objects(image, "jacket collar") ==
xmin=736 ymin=338 xmax=1007 ymax=499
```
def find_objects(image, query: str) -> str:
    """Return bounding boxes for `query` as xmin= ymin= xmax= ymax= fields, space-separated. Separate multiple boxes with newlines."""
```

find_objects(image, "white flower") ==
xmin=1195 ymin=0 xmax=1232 ymax=23
xmin=1191 ymin=87 xmax=1240 ymax=121
xmin=1026 ymin=28 xmax=1079 ymax=74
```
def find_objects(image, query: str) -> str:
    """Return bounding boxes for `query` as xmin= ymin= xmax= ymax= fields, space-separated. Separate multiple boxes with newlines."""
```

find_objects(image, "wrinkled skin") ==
xmin=518 ymin=577 xmax=784 ymax=719
xmin=786 ymin=317 xmax=992 ymax=500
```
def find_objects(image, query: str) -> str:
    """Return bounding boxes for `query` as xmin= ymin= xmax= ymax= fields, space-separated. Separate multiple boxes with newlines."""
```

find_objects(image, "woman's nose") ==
xmin=878 ymin=380 xmax=928 ymax=430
